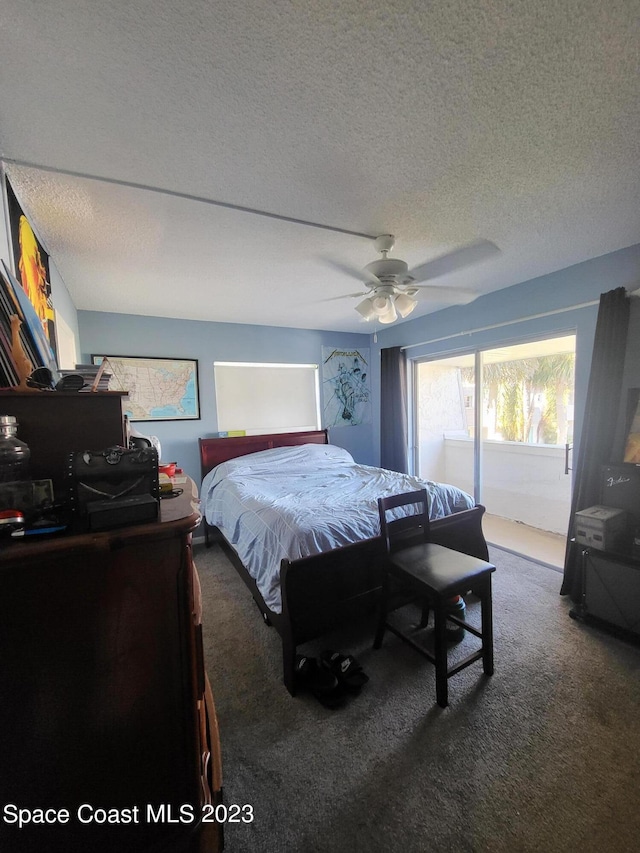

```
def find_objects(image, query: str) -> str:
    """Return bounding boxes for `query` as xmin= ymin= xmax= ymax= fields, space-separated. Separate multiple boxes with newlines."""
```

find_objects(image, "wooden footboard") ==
xmin=429 ymin=503 xmax=488 ymax=561
xmin=206 ymin=505 xmax=488 ymax=695
xmin=280 ymin=537 xmax=384 ymax=694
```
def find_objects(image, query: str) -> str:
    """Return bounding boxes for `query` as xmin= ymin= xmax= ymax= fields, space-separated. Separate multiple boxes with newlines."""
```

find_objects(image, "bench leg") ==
xmin=434 ymin=604 xmax=449 ymax=708
xmin=481 ymin=575 xmax=494 ymax=676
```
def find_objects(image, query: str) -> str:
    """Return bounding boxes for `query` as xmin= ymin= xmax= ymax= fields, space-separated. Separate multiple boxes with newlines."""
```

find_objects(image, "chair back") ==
xmin=378 ymin=488 xmax=431 ymax=554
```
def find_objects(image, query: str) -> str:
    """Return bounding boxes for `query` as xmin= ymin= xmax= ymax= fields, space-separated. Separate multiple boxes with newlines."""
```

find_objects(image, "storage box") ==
xmin=575 ymin=505 xmax=627 ymax=551
xmin=67 ymin=445 xmax=159 ymax=532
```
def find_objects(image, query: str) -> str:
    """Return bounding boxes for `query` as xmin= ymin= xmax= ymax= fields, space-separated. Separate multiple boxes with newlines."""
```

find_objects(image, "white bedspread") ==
xmin=201 ymin=443 xmax=474 ymax=613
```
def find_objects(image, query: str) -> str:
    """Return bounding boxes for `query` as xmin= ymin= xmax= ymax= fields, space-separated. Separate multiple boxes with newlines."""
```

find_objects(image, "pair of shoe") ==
xmin=294 ymin=651 xmax=369 ymax=708
xmin=321 ymin=650 xmax=369 ymax=694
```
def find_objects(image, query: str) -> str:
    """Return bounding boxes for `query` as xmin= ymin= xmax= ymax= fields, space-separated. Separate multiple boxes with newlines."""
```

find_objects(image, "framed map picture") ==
xmin=92 ymin=354 xmax=200 ymax=422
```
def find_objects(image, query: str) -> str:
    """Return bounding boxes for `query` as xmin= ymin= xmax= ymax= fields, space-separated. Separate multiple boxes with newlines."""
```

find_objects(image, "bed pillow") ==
xmin=207 ymin=442 xmax=355 ymax=487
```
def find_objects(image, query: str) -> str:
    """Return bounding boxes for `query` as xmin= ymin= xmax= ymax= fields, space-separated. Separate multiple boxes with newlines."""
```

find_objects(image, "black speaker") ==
xmin=601 ymin=464 xmax=640 ymax=521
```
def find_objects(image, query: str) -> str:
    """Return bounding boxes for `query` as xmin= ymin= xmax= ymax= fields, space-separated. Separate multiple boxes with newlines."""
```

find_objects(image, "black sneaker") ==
xmin=294 ymin=655 xmax=346 ymax=708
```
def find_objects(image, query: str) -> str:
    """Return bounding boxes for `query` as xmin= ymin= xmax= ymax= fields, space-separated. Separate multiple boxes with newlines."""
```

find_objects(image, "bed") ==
xmin=199 ymin=429 xmax=489 ymax=694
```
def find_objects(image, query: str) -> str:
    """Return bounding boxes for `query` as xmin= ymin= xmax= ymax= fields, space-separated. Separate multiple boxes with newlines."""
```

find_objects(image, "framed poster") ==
xmin=623 ymin=388 xmax=640 ymax=463
xmin=5 ymin=176 xmax=58 ymax=362
xmin=322 ymin=347 xmax=371 ymax=427
xmin=92 ymin=355 xmax=200 ymax=422
xmin=1 ymin=260 xmax=58 ymax=378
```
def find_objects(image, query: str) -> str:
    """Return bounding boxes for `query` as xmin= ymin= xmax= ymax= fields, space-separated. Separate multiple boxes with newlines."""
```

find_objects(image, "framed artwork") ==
xmin=1 ymin=260 xmax=59 ymax=381
xmin=623 ymin=388 xmax=640 ymax=463
xmin=322 ymin=347 xmax=371 ymax=427
xmin=5 ymin=176 xmax=58 ymax=362
xmin=92 ymin=355 xmax=200 ymax=422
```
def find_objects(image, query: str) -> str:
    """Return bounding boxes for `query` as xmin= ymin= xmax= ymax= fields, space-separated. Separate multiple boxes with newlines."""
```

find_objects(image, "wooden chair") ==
xmin=375 ymin=489 xmax=496 ymax=707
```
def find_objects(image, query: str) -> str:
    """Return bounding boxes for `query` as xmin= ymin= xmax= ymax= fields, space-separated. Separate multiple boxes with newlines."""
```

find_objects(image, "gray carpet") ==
xmin=194 ymin=542 xmax=640 ymax=853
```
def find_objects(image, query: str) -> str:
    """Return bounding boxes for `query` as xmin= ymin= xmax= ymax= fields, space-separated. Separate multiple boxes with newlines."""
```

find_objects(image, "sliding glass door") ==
xmin=414 ymin=352 xmax=476 ymax=498
xmin=478 ymin=337 xmax=575 ymax=535
xmin=414 ymin=335 xmax=576 ymax=537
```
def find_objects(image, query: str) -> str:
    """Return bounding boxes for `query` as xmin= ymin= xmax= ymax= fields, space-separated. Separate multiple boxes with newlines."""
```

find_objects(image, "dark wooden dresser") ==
xmin=0 ymin=479 xmax=223 ymax=853
xmin=0 ymin=389 xmax=128 ymax=496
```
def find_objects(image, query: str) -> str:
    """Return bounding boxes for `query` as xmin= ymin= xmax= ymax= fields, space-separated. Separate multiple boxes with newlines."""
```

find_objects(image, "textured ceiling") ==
xmin=1 ymin=0 xmax=638 ymax=333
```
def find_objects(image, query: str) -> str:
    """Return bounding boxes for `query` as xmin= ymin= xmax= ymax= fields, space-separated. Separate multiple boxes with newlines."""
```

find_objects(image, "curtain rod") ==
xmin=400 ymin=299 xmax=601 ymax=351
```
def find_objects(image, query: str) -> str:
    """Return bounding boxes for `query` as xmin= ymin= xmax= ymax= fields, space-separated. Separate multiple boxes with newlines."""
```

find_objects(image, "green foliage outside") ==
xmin=462 ymin=353 xmax=574 ymax=444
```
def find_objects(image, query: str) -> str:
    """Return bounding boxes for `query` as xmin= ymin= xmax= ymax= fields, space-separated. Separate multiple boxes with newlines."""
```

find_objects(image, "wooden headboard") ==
xmin=198 ymin=429 xmax=329 ymax=480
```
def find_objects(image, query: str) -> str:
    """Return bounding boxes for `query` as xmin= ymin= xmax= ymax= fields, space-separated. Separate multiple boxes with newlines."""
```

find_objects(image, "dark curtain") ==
xmin=380 ymin=346 xmax=409 ymax=473
xmin=561 ymin=287 xmax=630 ymax=598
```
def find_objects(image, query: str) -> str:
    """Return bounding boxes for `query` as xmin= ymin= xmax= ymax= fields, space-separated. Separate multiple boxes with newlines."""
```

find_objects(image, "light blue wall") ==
xmin=48 ymin=259 xmax=80 ymax=367
xmin=78 ymin=312 xmax=375 ymax=486
xmin=371 ymin=243 xmax=640 ymax=469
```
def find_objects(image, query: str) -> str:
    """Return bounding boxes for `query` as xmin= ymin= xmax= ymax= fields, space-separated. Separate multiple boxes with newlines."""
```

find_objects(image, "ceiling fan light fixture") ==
xmin=355 ymin=297 xmax=377 ymax=321
xmin=377 ymin=299 xmax=397 ymax=324
xmin=394 ymin=292 xmax=417 ymax=318
xmin=355 ymin=291 xmax=407 ymax=324
xmin=369 ymin=293 xmax=397 ymax=324
xmin=371 ymin=295 xmax=390 ymax=315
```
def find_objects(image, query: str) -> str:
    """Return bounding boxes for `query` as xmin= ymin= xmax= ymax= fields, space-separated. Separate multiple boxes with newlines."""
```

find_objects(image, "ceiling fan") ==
xmin=329 ymin=235 xmax=500 ymax=324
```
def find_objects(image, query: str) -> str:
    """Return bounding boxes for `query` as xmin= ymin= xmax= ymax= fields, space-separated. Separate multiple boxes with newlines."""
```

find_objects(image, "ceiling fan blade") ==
xmin=408 ymin=239 xmax=500 ymax=283
xmin=412 ymin=285 xmax=479 ymax=304
xmin=321 ymin=259 xmax=380 ymax=285
xmin=317 ymin=291 xmax=370 ymax=302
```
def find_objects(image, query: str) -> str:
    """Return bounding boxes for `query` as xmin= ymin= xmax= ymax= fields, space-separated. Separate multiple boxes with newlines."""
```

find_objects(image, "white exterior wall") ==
xmin=416 ymin=363 xmax=468 ymax=482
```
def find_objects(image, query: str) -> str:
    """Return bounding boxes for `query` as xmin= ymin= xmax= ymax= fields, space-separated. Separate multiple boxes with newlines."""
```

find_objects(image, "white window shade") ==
xmin=214 ymin=362 xmax=320 ymax=435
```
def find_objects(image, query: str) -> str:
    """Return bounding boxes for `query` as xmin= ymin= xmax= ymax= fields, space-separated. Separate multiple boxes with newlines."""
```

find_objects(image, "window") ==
xmin=213 ymin=362 xmax=320 ymax=435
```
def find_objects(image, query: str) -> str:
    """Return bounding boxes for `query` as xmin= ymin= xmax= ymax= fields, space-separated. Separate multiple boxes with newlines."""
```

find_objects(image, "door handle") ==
xmin=565 ymin=443 xmax=573 ymax=475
